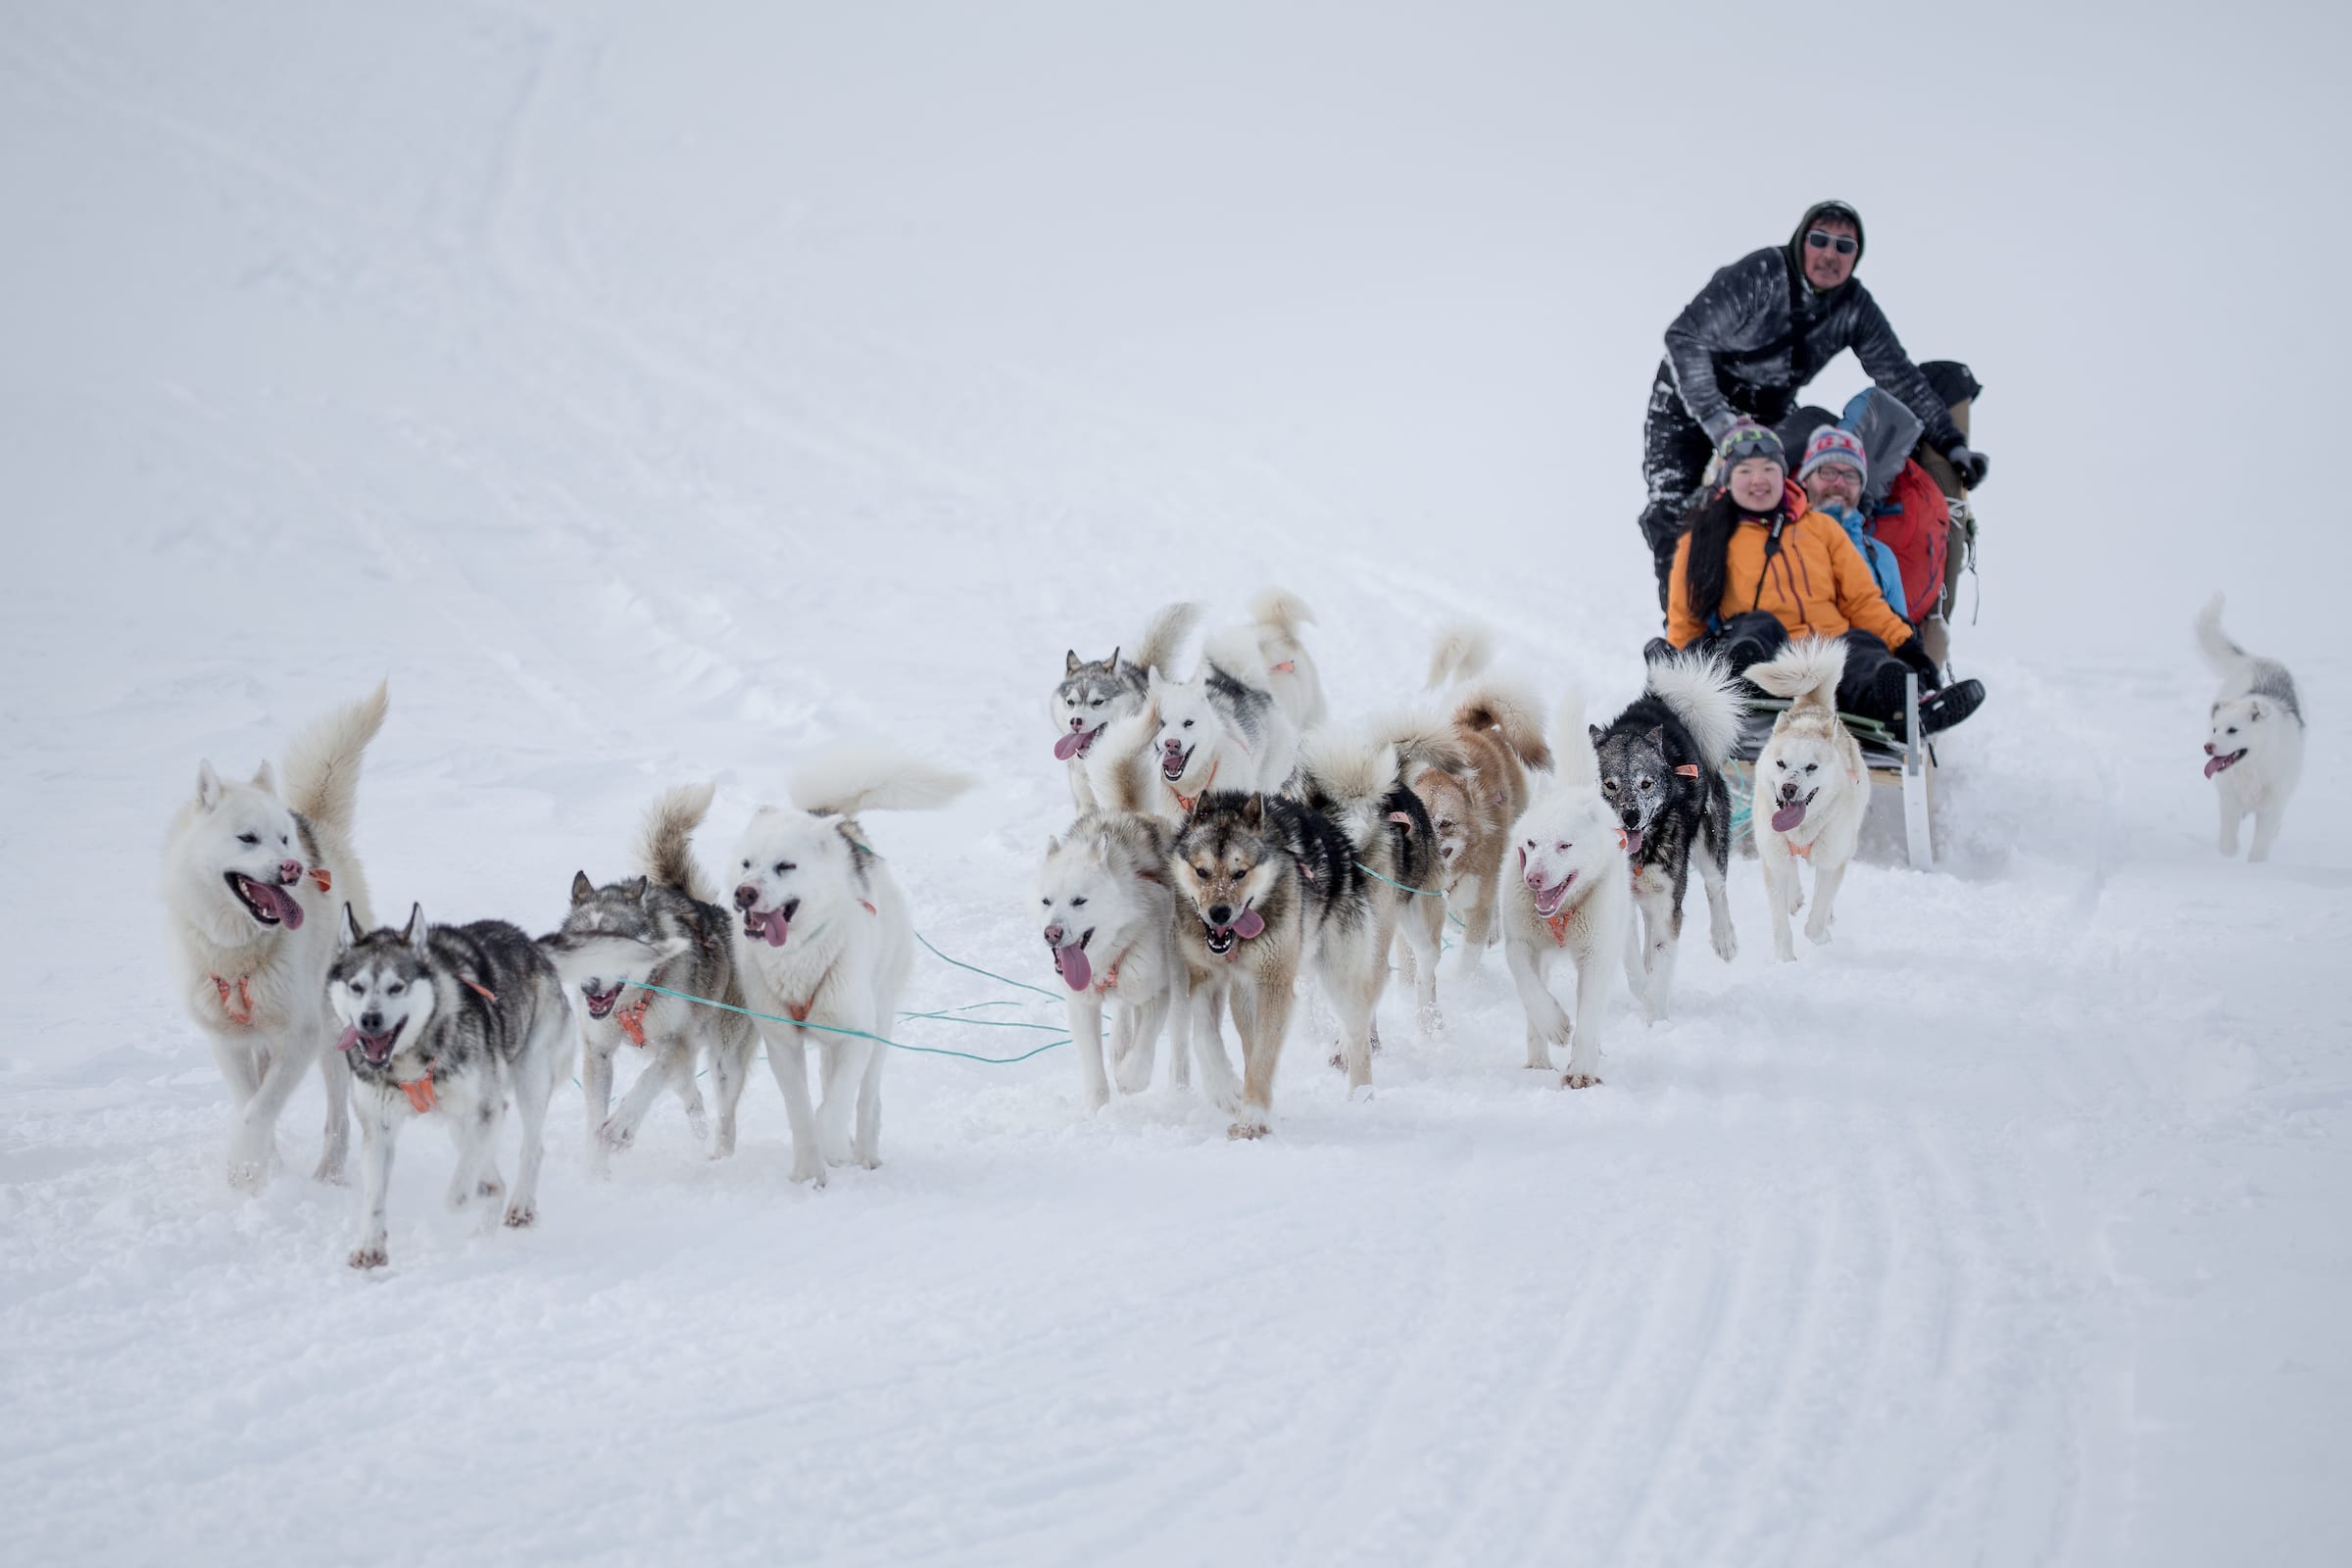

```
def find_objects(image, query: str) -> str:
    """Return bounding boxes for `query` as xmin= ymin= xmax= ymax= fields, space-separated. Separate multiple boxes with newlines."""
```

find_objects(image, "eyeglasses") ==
xmin=1805 ymin=230 xmax=1858 ymax=256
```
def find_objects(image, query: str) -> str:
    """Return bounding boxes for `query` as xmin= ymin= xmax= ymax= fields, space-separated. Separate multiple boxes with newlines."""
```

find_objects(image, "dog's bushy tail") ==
xmin=2195 ymin=593 xmax=2247 ymax=675
xmin=791 ymin=746 xmax=974 ymax=816
xmin=1744 ymin=637 xmax=1845 ymax=713
xmin=636 ymin=782 xmax=720 ymax=904
xmin=1423 ymin=620 xmax=1494 ymax=690
xmin=1250 ymin=586 xmax=1316 ymax=645
xmin=1297 ymin=728 xmax=1401 ymax=851
xmin=280 ymin=681 xmax=389 ymax=839
xmin=1085 ymin=705 xmax=1159 ymax=814
xmin=1454 ymin=676 xmax=1553 ymax=772
xmin=1550 ymin=686 xmax=1598 ymax=789
xmin=1368 ymin=707 xmax=1469 ymax=787
xmin=1644 ymin=651 xmax=1747 ymax=770
xmin=1126 ymin=600 xmax=1203 ymax=680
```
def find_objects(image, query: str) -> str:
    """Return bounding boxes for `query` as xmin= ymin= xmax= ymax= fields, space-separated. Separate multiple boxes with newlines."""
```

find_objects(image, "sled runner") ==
xmin=1723 ymin=672 xmax=1935 ymax=870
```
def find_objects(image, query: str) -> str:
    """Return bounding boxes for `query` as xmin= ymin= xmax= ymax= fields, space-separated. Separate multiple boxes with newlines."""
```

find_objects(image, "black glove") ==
xmin=1894 ymin=636 xmax=1942 ymax=685
xmin=1944 ymin=443 xmax=1989 ymax=489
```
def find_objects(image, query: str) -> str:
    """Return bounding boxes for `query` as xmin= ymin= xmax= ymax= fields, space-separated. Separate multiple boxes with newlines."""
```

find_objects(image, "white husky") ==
xmin=1501 ymin=685 xmax=1632 ymax=1089
xmin=1088 ymin=619 xmax=1302 ymax=826
xmin=1032 ymin=809 xmax=1188 ymax=1111
xmin=1249 ymin=586 xmax=1328 ymax=731
xmin=160 ymin=683 xmax=387 ymax=1191
xmin=1747 ymin=638 xmax=1869 ymax=961
xmin=2197 ymin=593 xmax=2305 ymax=861
xmin=728 ymin=748 xmax=973 ymax=1185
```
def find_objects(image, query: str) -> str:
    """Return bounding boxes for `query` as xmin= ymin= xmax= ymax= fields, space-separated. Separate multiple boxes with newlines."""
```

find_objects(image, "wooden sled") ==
xmin=1722 ymin=673 xmax=1936 ymax=870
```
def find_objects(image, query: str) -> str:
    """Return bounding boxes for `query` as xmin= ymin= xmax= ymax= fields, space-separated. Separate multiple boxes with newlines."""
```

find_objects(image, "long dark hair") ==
xmin=1683 ymin=490 xmax=1747 ymax=625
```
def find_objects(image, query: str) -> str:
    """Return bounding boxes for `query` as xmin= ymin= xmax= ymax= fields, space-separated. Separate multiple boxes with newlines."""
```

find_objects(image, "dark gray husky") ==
xmin=541 ymin=782 xmax=755 ymax=1159
xmin=1591 ymin=652 xmax=1746 ymax=1020
xmin=327 ymin=903 xmax=569 ymax=1270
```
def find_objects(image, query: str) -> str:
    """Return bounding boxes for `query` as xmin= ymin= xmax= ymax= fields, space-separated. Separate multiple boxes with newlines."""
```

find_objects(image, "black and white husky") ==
xmin=728 ymin=747 xmax=973 ymax=1186
xmin=1591 ymin=653 xmax=1745 ymax=1019
xmin=328 ymin=904 xmax=571 ymax=1269
xmin=2197 ymin=593 xmax=2305 ymax=861
xmin=1032 ymin=809 xmax=1188 ymax=1111
xmin=160 ymin=683 xmax=388 ymax=1192
xmin=1048 ymin=601 xmax=1201 ymax=810
xmin=541 ymin=782 xmax=755 ymax=1159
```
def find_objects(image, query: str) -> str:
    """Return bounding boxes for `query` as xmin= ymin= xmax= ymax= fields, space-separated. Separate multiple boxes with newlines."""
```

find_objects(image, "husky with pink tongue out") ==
xmin=160 ymin=683 xmax=388 ymax=1193
xmin=1745 ymin=637 xmax=1870 ymax=963
xmin=1032 ymin=809 xmax=1188 ymax=1112
xmin=1048 ymin=601 xmax=1201 ymax=812
xmin=728 ymin=746 xmax=973 ymax=1187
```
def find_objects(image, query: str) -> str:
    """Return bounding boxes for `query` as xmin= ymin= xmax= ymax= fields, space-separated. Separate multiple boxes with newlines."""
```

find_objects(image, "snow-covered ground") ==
xmin=5 ymin=3 xmax=2349 ymax=1563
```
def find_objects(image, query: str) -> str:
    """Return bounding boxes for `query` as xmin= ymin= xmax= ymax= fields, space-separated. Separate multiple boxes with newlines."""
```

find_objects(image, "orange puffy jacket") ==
xmin=1665 ymin=481 xmax=1916 ymax=651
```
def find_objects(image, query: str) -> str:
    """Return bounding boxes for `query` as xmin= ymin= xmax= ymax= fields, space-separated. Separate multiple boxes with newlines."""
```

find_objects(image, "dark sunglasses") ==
xmin=1805 ymin=230 xmax=1859 ymax=256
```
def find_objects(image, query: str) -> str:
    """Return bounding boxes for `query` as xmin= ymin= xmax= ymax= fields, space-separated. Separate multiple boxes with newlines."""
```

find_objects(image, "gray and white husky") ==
xmin=1591 ymin=652 xmax=1745 ymax=1019
xmin=541 ymin=782 xmax=756 ymax=1160
xmin=1032 ymin=809 xmax=1189 ymax=1111
xmin=328 ymin=904 xmax=570 ymax=1269
xmin=160 ymin=683 xmax=388 ymax=1192
xmin=2197 ymin=593 xmax=2305 ymax=861
xmin=1089 ymin=619 xmax=1303 ymax=825
xmin=1049 ymin=601 xmax=1201 ymax=810
xmin=729 ymin=747 xmax=973 ymax=1186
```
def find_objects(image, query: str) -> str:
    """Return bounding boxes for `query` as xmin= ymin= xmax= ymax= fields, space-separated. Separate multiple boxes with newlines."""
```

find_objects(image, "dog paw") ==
xmin=597 ymin=1120 xmax=635 ymax=1154
xmin=790 ymin=1157 xmax=829 ymax=1188
xmin=1806 ymin=923 xmax=1833 ymax=946
xmin=1560 ymin=1071 xmax=1603 ymax=1091
xmin=707 ymin=1136 xmax=737 ymax=1161
xmin=348 ymin=1242 xmax=388 ymax=1270
xmin=502 ymin=1201 xmax=536 ymax=1229
xmin=1348 ymin=1083 xmax=1375 ymax=1103
xmin=1417 ymin=1004 xmax=1444 ymax=1037
xmin=1773 ymin=942 xmax=1796 ymax=963
xmin=1712 ymin=929 xmax=1738 ymax=963
xmin=1226 ymin=1118 xmax=1271 ymax=1141
xmin=1085 ymin=1086 xmax=1111 ymax=1113
xmin=685 ymin=1106 xmax=710 ymax=1143
xmin=478 ymin=1177 xmax=505 ymax=1200
xmin=312 ymin=1153 xmax=349 ymax=1187
xmin=225 ymin=1157 xmax=269 ymax=1196
xmin=821 ymin=1139 xmax=856 ymax=1168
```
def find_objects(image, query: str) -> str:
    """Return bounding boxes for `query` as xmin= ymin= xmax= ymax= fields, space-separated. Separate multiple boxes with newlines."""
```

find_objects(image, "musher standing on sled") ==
xmin=1638 ymin=200 xmax=1990 ymax=607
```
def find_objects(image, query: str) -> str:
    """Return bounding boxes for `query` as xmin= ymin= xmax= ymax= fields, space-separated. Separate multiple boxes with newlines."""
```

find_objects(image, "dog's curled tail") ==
xmin=1127 ymin=601 xmax=1203 ymax=680
xmin=637 ymin=782 xmax=720 ymax=904
xmin=1368 ymin=707 xmax=1469 ymax=786
xmin=280 ymin=680 xmax=390 ymax=839
xmin=1423 ymin=620 xmax=1494 ymax=690
xmin=1454 ymin=676 xmax=1554 ymax=773
xmin=1250 ymin=586 xmax=1317 ymax=643
xmin=1550 ymin=686 xmax=1598 ymax=789
xmin=1085 ymin=705 xmax=1160 ymax=814
xmin=1297 ymin=728 xmax=1402 ymax=850
xmin=2194 ymin=593 xmax=2247 ymax=675
xmin=790 ymin=745 xmax=974 ymax=817
xmin=1644 ymin=651 xmax=1747 ymax=770
xmin=1744 ymin=637 xmax=1846 ymax=712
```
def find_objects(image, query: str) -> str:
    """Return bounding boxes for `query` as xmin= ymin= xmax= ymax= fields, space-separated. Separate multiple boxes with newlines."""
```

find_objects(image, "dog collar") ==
xmin=211 ymin=973 xmax=256 ymax=1027
xmin=399 ymin=1076 xmax=438 ymax=1114
xmin=1168 ymin=756 xmax=1220 ymax=815
xmin=1674 ymin=763 xmax=1700 ymax=779
xmin=1545 ymin=911 xmax=1571 ymax=948
xmin=616 ymin=993 xmax=652 ymax=1047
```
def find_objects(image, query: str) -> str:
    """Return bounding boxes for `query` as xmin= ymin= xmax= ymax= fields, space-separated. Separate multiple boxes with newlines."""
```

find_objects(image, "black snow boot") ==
xmin=1917 ymin=678 xmax=1985 ymax=735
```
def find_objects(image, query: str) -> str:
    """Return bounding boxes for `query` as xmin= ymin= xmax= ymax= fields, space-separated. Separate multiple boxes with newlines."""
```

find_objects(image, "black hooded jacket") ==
xmin=1661 ymin=201 xmax=1963 ymax=456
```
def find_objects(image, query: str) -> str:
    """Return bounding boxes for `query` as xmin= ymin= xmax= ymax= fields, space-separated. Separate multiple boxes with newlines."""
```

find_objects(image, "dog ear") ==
xmin=625 ymin=875 xmax=649 ymax=902
xmin=570 ymin=871 xmax=596 ymax=905
xmin=1645 ymin=725 xmax=1666 ymax=747
xmin=196 ymin=760 xmax=223 ymax=808
xmin=1589 ymin=724 xmax=1604 ymax=747
xmin=402 ymin=903 xmax=427 ymax=954
xmin=341 ymin=902 xmax=363 ymax=948
xmin=1147 ymin=665 xmax=1163 ymax=695
xmin=1044 ymin=834 xmax=1062 ymax=856
xmin=250 ymin=760 xmax=278 ymax=796
xmin=1241 ymin=793 xmax=1262 ymax=827
xmin=2247 ymin=702 xmax=2265 ymax=722
xmin=1104 ymin=646 xmax=1120 ymax=672
xmin=1064 ymin=649 xmax=1080 ymax=675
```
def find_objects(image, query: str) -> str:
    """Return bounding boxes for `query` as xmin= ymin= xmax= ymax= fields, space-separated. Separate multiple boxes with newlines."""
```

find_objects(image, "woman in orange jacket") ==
xmin=1663 ymin=422 xmax=1984 ymax=734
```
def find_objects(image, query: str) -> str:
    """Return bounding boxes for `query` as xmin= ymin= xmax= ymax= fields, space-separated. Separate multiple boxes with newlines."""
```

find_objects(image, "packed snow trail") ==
xmin=4 ymin=3 xmax=2350 ymax=1565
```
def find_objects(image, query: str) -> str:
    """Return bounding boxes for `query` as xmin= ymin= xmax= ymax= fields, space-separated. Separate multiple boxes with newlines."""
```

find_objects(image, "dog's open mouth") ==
xmin=1160 ymin=743 xmax=1194 ymax=783
xmin=1532 ymin=873 xmax=1576 ymax=919
xmin=742 ymin=898 xmax=800 ymax=948
xmin=226 ymin=871 xmax=305 ymax=929
xmin=1770 ymin=789 xmax=1819 ymax=834
xmin=2204 ymin=749 xmax=2247 ymax=779
xmin=1623 ymin=826 xmax=1646 ymax=859
xmin=584 ymin=984 xmax=622 ymax=1019
xmin=1201 ymin=906 xmax=1265 ymax=957
xmin=1054 ymin=725 xmax=1102 ymax=762
xmin=1049 ymin=928 xmax=1097 ymax=991
xmin=337 ymin=1018 xmax=406 ymax=1067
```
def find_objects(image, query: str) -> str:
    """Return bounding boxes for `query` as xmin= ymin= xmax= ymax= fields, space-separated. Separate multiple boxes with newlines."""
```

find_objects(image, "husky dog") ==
xmin=1747 ymin=639 xmax=1869 ymax=961
xmin=1412 ymin=622 xmax=1553 ymax=965
xmin=729 ymin=747 xmax=973 ymax=1185
xmin=1592 ymin=652 xmax=1745 ymax=1018
xmin=1171 ymin=733 xmax=1436 ymax=1137
xmin=328 ymin=904 xmax=570 ymax=1269
xmin=2197 ymin=593 xmax=2305 ymax=861
xmin=1089 ymin=620 xmax=1302 ymax=826
xmin=1032 ymin=810 xmax=1188 ymax=1111
xmin=1049 ymin=601 xmax=1202 ymax=810
xmin=1502 ymin=687 xmax=1633 ymax=1089
xmin=541 ymin=783 xmax=756 ymax=1159
xmin=161 ymin=683 xmax=388 ymax=1192
xmin=1249 ymin=586 xmax=1328 ymax=730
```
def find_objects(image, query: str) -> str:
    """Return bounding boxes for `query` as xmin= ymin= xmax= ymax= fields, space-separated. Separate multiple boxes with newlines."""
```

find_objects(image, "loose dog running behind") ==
xmin=160 ymin=682 xmax=388 ymax=1192
xmin=329 ymin=903 xmax=570 ymax=1269
xmin=1592 ymin=651 xmax=1745 ymax=1018
xmin=1747 ymin=637 xmax=1870 ymax=961
xmin=729 ymin=747 xmax=973 ymax=1185
xmin=2196 ymin=592 xmax=2305 ymax=861
xmin=541 ymin=782 xmax=757 ymax=1159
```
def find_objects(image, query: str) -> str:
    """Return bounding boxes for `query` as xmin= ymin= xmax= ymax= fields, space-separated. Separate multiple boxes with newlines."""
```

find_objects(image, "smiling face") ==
xmin=1592 ymin=723 xmax=1673 ymax=857
xmin=184 ymin=760 xmax=312 ymax=931
xmin=729 ymin=808 xmax=857 ymax=950
xmin=1051 ymin=651 xmax=1135 ymax=760
xmin=1150 ymin=671 xmax=1223 ymax=789
xmin=2204 ymin=696 xmax=2266 ymax=777
xmin=544 ymin=873 xmax=688 ymax=1017
xmin=1728 ymin=456 xmax=1786 ymax=511
xmin=1513 ymin=791 xmax=1624 ymax=920
xmin=328 ymin=905 xmax=438 ymax=1069
xmin=1803 ymin=460 xmax=1864 ymax=510
xmin=1169 ymin=799 xmax=1283 ymax=958
xmin=1031 ymin=837 xmax=1134 ymax=992
xmin=1763 ymin=723 xmax=1845 ymax=831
